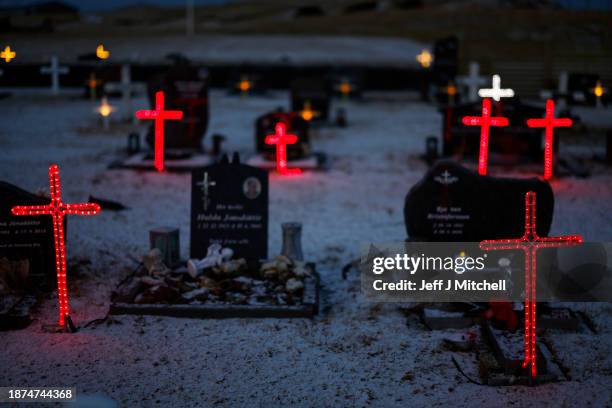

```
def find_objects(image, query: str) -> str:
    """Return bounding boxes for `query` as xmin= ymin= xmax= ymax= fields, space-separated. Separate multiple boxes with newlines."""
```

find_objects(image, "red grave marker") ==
xmin=11 ymin=164 xmax=101 ymax=327
xmin=462 ymin=98 xmax=509 ymax=176
xmin=135 ymin=91 xmax=184 ymax=172
xmin=265 ymin=122 xmax=302 ymax=176
xmin=526 ymin=99 xmax=573 ymax=180
xmin=480 ymin=191 xmax=582 ymax=377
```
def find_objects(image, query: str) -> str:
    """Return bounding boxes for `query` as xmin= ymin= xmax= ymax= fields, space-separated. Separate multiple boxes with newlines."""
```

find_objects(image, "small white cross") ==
xmin=457 ymin=62 xmax=487 ymax=102
xmin=105 ymin=64 xmax=145 ymax=121
xmin=478 ymin=74 xmax=514 ymax=102
xmin=40 ymin=56 xmax=69 ymax=95
xmin=197 ymin=172 xmax=216 ymax=210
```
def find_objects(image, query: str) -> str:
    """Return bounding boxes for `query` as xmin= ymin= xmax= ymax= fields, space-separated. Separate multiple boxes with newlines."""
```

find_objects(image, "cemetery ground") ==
xmin=1 ymin=90 xmax=612 ymax=406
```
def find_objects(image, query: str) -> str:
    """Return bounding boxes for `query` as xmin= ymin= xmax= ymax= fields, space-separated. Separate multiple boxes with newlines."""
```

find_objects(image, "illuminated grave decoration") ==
xmin=135 ymin=91 xmax=184 ymax=172
xmin=11 ymin=164 xmax=101 ymax=328
xmin=237 ymin=75 xmax=251 ymax=96
xmin=478 ymin=74 xmax=515 ymax=102
xmin=591 ymin=80 xmax=607 ymax=108
xmin=254 ymin=111 xmax=310 ymax=161
xmin=40 ymin=56 xmax=69 ymax=96
xmin=85 ymin=72 xmax=101 ymax=100
xmin=1 ymin=46 xmax=15 ymax=63
xmin=462 ymin=98 xmax=509 ymax=175
xmin=480 ymin=191 xmax=582 ymax=377
xmin=96 ymin=96 xmax=115 ymax=130
xmin=290 ymin=77 xmax=331 ymax=121
xmin=404 ymin=160 xmax=553 ymax=242
xmin=457 ymin=62 xmax=487 ymax=103
xmin=567 ymin=73 xmax=601 ymax=106
xmin=337 ymin=78 xmax=353 ymax=98
xmin=265 ymin=123 xmax=303 ymax=176
xmin=105 ymin=64 xmax=145 ymax=121
xmin=416 ymin=50 xmax=433 ymax=69
xmin=526 ymin=99 xmax=573 ymax=180
xmin=439 ymin=80 xmax=458 ymax=106
xmin=96 ymin=44 xmax=110 ymax=60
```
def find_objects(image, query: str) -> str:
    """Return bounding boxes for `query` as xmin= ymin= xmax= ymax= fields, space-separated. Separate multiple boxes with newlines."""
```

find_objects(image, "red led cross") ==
xmin=526 ymin=99 xmax=572 ymax=180
xmin=135 ymin=91 xmax=183 ymax=172
xmin=480 ymin=191 xmax=582 ymax=377
xmin=265 ymin=122 xmax=302 ymax=176
xmin=11 ymin=164 xmax=101 ymax=327
xmin=462 ymin=98 xmax=509 ymax=176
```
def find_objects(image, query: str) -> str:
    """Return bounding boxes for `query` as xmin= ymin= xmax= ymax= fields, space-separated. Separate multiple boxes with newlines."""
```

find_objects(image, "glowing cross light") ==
xmin=462 ymin=98 xmax=509 ymax=176
xmin=416 ymin=49 xmax=433 ymax=69
xmin=480 ymin=191 xmax=582 ymax=378
xmin=299 ymin=101 xmax=320 ymax=122
xmin=478 ymin=74 xmax=515 ymax=102
xmin=265 ymin=122 xmax=302 ymax=176
xmin=526 ymin=99 xmax=572 ymax=180
xmin=96 ymin=96 xmax=115 ymax=130
xmin=1 ymin=45 xmax=15 ymax=63
xmin=135 ymin=91 xmax=183 ymax=172
xmin=96 ymin=44 xmax=110 ymax=60
xmin=11 ymin=164 xmax=101 ymax=328
xmin=457 ymin=62 xmax=487 ymax=102
xmin=591 ymin=80 xmax=607 ymax=108
xmin=85 ymin=72 xmax=100 ymax=100
xmin=237 ymin=76 xmax=251 ymax=95
xmin=441 ymin=80 xmax=458 ymax=106
xmin=335 ymin=78 xmax=353 ymax=98
xmin=40 ymin=56 xmax=69 ymax=96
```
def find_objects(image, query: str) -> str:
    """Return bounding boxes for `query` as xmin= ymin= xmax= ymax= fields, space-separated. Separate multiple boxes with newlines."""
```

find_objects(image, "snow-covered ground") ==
xmin=0 ymin=89 xmax=611 ymax=407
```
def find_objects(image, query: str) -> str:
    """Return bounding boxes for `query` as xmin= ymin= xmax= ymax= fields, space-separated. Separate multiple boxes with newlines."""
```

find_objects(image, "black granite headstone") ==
xmin=290 ymin=77 xmax=331 ymax=121
xmin=0 ymin=181 xmax=57 ymax=291
xmin=441 ymin=99 xmax=545 ymax=161
xmin=190 ymin=158 xmax=269 ymax=267
xmin=146 ymin=63 xmax=209 ymax=151
xmin=433 ymin=36 xmax=459 ymax=84
xmin=255 ymin=111 xmax=310 ymax=160
xmin=404 ymin=161 xmax=554 ymax=241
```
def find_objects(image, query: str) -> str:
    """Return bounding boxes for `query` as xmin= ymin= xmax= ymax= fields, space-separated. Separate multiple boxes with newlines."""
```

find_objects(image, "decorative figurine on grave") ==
xmin=145 ymin=58 xmax=209 ymax=152
xmin=290 ymin=77 xmax=331 ymax=122
xmin=254 ymin=110 xmax=310 ymax=161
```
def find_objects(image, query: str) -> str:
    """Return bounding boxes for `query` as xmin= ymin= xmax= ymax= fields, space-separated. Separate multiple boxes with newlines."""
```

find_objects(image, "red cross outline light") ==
xmin=265 ymin=122 xmax=302 ymax=176
xmin=480 ymin=191 xmax=582 ymax=377
xmin=11 ymin=164 xmax=101 ymax=327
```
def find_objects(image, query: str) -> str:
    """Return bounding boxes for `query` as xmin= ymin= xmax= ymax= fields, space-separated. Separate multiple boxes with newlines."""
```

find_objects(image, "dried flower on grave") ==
xmin=142 ymin=248 xmax=171 ymax=277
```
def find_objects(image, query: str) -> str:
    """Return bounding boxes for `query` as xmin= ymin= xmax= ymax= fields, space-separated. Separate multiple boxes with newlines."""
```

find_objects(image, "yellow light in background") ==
xmin=1 ymin=46 xmax=16 ymax=63
xmin=238 ymin=76 xmax=251 ymax=93
xmin=593 ymin=80 xmax=605 ymax=98
xmin=416 ymin=50 xmax=433 ymax=69
xmin=299 ymin=101 xmax=319 ymax=122
xmin=97 ymin=97 xmax=115 ymax=117
xmin=96 ymin=44 xmax=110 ymax=60
xmin=339 ymin=79 xmax=352 ymax=96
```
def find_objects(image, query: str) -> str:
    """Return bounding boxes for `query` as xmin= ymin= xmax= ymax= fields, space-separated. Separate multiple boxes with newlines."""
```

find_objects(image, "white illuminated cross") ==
xmin=458 ymin=62 xmax=487 ymax=102
xmin=478 ymin=74 xmax=514 ymax=102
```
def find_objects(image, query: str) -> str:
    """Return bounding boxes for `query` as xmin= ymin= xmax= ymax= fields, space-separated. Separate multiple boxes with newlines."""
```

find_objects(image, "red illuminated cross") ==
xmin=480 ymin=191 xmax=582 ymax=377
xmin=265 ymin=122 xmax=302 ymax=176
xmin=135 ymin=91 xmax=183 ymax=172
xmin=462 ymin=98 xmax=509 ymax=176
xmin=11 ymin=164 xmax=101 ymax=327
xmin=526 ymin=99 xmax=572 ymax=180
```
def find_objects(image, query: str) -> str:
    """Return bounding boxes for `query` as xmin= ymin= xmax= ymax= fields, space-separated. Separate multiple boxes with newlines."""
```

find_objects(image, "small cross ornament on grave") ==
xmin=265 ymin=122 xmax=302 ymax=175
xmin=197 ymin=172 xmax=216 ymax=210
xmin=591 ymin=80 xmax=607 ymax=109
xmin=478 ymin=74 xmax=514 ymax=102
xmin=40 ymin=56 xmax=69 ymax=95
xmin=416 ymin=50 xmax=433 ymax=69
xmin=1 ymin=46 xmax=15 ymax=63
xmin=135 ymin=91 xmax=184 ymax=172
xmin=480 ymin=191 xmax=582 ymax=377
xmin=457 ymin=62 xmax=487 ymax=102
xmin=105 ymin=64 xmax=142 ymax=121
xmin=11 ymin=164 xmax=101 ymax=328
xmin=526 ymin=99 xmax=573 ymax=180
xmin=462 ymin=98 xmax=509 ymax=176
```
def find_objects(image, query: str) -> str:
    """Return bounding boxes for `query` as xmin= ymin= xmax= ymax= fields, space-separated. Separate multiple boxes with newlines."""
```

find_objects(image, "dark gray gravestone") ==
xmin=255 ymin=111 xmax=310 ymax=160
xmin=404 ymin=161 xmax=553 ymax=241
xmin=290 ymin=77 xmax=331 ymax=121
xmin=0 ymin=181 xmax=57 ymax=291
xmin=190 ymin=159 xmax=268 ymax=267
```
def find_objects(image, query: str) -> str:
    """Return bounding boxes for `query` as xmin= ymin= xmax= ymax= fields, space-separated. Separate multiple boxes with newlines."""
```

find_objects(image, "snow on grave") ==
xmin=0 ymin=181 xmax=57 ymax=329
xmin=110 ymin=156 xmax=319 ymax=318
xmin=290 ymin=77 xmax=331 ymax=122
xmin=441 ymin=99 xmax=545 ymax=164
xmin=247 ymin=110 xmax=326 ymax=171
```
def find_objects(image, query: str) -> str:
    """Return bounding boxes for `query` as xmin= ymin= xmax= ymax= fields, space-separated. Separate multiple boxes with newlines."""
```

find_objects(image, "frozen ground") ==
xmin=0 ymin=89 xmax=611 ymax=407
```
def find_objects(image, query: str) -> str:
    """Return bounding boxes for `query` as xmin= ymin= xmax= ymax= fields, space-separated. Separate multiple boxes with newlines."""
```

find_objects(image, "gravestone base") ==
xmin=246 ymin=152 xmax=328 ymax=171
xmin=110 ymin=151 xmax=213 ymax=172
xmin=110 ymin=263 xmax=320 ymax=319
